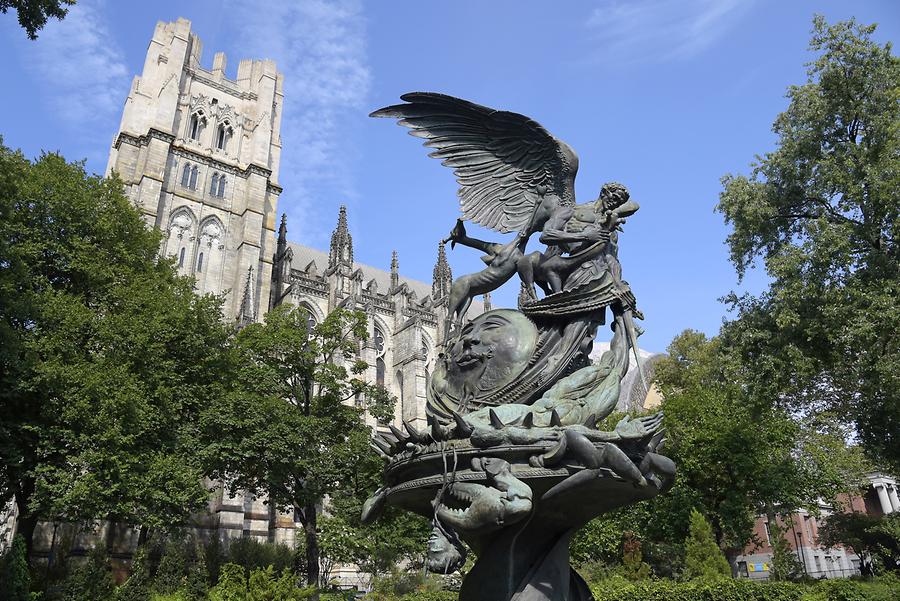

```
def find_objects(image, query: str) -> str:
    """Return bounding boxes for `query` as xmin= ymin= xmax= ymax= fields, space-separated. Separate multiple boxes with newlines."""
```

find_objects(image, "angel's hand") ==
xmin=446 ymin=219 xmax=467 ymax=249
xmin=583 ymin=227 xmax=611 ymax=243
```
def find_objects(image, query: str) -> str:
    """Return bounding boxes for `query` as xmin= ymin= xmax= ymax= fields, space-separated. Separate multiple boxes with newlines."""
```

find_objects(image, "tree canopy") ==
xmin=717 ymin=16 xmax=899 ymax=471
xmin=202 ymin=304 xmax=398 ymax=587
xmin=0 ymin=141 xmax=232 ymax=552
xmin=0 ymin=0 xmax=75 ymax=39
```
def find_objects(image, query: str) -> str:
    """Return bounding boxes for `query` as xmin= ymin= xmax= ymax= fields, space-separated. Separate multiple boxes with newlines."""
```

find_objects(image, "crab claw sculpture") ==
xmin=364 ymin=93 xmax=676 ymax=601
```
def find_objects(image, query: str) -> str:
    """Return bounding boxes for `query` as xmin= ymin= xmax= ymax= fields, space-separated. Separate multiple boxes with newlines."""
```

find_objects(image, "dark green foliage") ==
xmin=683 ymin=509 xmax=731 ymax=581
xmin=184 ymin=543 xmax=209 ymax=601
xmin=114 ymin=546 xmax=151 ymax=601
xmin=717 ymin=16 xmax=900 ymax=472
xmin=154 ymin=541 xmax=187 ymax=594
xmin=225 ymin=538 xmax=294 ymax=576
xmin=0 ymin=0 xmax=75 ymax=39
xmin=208 ymin=563 xmax=245 ymax=601
xmin=646 ymin=331 xmax=868 ymax=564
xmin=819 ymin=513 xmax=900 ymax=574
xmin=0 ymin=535 xmax=30 ymax=601
xmin=202 ymin=305 xmax=395 ymax=586
xmin=368 ymin=569 xmax=444 ymax=600
xmin=588 ymin=577 xmax=900 ymax=601
xmin=62 ymin=546 xmax=115 ymax=601
xmin=0 ymin=142 xmax=233 ymax=552
xmin=206 ymin=563 xmax=313 ymax=601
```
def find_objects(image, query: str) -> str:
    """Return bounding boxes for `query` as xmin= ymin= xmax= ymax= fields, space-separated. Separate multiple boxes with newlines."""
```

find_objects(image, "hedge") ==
xmin=588 ymin=576 xmax=899 ymax=601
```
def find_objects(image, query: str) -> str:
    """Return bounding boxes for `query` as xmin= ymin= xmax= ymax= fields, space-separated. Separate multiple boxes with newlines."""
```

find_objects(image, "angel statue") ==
xmin=371 ymin=93 xmax=644 ymax=371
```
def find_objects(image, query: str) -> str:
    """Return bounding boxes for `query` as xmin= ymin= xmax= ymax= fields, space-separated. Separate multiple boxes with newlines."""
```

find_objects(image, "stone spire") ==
xmin=237 ymin=266 xmax=255 ymax=327
xmin=483 ymin=292 xmax=492 ymax=312
xmin=269 ymin=213 xmax=293 ymax=310
xmin=328 ymin=205 xmax=353 ymax=270
xmin=390 ymin=250 xmax=400 ymax=291
xmin=276 ymin=212 xmax=288 ymax=257
xmin=432 ymin=242 xmax=452 ymax=300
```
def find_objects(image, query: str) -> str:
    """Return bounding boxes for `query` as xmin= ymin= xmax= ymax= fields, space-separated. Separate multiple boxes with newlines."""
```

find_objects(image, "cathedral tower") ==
xmin=106 ymin=18 xmax=284 ymax=322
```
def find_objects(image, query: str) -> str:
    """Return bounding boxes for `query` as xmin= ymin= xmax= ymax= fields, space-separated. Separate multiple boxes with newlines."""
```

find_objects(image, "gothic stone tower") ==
xmin=106 ymin=18 xmax=283 ymax=321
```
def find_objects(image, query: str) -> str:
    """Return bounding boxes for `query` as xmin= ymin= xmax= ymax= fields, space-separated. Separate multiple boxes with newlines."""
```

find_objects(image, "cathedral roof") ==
xmin=289 ymin=242 xmax=433 ymax=299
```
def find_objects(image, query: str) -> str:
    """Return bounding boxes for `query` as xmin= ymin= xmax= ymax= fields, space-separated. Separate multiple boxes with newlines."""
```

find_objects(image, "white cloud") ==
xmin=225 ymin=0 xmax=371 ymax=244
xmin=28 ymin=0 xmax=129 ymax=162
xmin=586 ymin=0 xmax=754 ymax=63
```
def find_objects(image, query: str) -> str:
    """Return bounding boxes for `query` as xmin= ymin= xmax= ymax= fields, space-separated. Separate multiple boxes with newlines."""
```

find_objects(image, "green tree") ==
xmin=649 ymin=331 xmax=868 ymax=565
xmin=768 ymin=518 xmax=804 ymax=581
xmin=203 ymin=305 xmax=394 ymax=588
xmin=717 ymin=16 xmax=900 ymax=471
xmin=63 ymin=545 xmax=115 ymax=601
xmin=0 ymin=535 xmax=30 ymax=601
xmin=114 ymin=546 xmax=151 ymax=601
xmin=0 ymin=143 xmax=232 ymax=555
xmin=0 ymin=0 xmax=75 ymax=39
xmin=819 ymin=512 xmax=900 ymax=574
xmin=683 ymin=509 xmax=731 ymax=581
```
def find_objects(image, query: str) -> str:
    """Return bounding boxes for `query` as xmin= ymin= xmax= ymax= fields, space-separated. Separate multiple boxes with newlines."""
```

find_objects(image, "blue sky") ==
xmin=1 ymin=0 xmax=897 ymax=352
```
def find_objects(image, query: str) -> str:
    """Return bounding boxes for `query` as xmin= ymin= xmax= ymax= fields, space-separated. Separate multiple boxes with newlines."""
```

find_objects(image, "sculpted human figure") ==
xmin=443 ymin=220 xmax=528 ymax=333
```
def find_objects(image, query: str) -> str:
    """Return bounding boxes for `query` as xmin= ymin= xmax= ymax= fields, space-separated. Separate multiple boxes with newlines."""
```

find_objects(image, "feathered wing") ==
xmin=371 ymin=92 xmax=578 ymax=234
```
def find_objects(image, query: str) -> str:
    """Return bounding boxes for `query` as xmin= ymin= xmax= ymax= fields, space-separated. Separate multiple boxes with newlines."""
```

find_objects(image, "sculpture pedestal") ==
xmin=388 ymin=449 xmax=663 ymax=601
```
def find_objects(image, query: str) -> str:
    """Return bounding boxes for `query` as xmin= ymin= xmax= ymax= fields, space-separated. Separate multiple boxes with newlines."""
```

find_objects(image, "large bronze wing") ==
xmin=371 ymin=92 xmax=578 ymax=234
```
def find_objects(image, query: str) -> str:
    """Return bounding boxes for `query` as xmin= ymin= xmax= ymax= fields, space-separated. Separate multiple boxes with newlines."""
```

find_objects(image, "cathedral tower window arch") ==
xmin=374 ymin=325 xmax=386 ymax=388
xmin=216 ymin=121 xmax=233 ymax=151
xmin=166 ymin=208 xmax=197 ymax=276
xmin=189 ymin=110 xmax=206 ymax=141
xmin=196 ymin=216 xmax=225 ymax=293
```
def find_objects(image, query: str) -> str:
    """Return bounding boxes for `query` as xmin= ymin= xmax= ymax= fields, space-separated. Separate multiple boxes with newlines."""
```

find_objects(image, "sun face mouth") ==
xmin=455 ymin=352 xmax=484 ymax=369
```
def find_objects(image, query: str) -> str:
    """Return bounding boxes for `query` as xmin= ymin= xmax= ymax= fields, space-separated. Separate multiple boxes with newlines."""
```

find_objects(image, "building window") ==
xmin=217 ymin=175 xmax=225 ymax=197
xmin=216 ymin=122 xmax=232 ymax=151
xmin=197 ymin=252 xmax=204 ymax=273
xmin=376 ymin=358 xmax=385 ymax=388
xmin=178 ymin=247 xmax=185 ymax=268
xmin=189 ymin=111 xmax=206 ymax=140
xmin=181 ymin=164 xmax=191 ymax=187
xmin=210 ymin=173 xmax=219 ymax=195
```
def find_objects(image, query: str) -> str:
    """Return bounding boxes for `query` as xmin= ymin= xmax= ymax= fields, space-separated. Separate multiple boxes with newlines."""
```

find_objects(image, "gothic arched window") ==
xmin=197 ymin=252 xmax=204 ymax=273
xmin=181 ymin=164 xmax=191 ymax=187
xmin=376 ymin=358 xmax=385 ymax=388
xmin=189 ymin=166 xmax=198 ymax=190
xmin=189 ymin=111 xmax=206 ymax=140
xmin=216 ymin=175 xmax=226 ymax=197
xmin=178 ymin=247 xmax=185 ymax=268
xmin=216 ymin=122 xmax=232 ymax=151
xmin=210 ymin=173 xmax=219 ymax=195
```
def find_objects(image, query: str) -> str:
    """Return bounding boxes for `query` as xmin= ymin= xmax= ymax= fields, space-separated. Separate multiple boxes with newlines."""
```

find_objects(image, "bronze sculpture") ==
xmin=365 ymin=93 xmax=675 ymax=601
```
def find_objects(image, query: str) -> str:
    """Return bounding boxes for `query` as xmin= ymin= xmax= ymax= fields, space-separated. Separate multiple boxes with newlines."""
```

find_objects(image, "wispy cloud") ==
xmin=586 ymin=0 xmax=754 ymax=64
xmin=225 ymin=0 xmax=371 ymax=245
xmin=28 ymin=0 xmax=129 ymax=163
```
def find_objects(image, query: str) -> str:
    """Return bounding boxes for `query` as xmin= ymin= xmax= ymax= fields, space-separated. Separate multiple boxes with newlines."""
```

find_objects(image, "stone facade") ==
xmin=106 ymin=17 xmax=283 ymax=322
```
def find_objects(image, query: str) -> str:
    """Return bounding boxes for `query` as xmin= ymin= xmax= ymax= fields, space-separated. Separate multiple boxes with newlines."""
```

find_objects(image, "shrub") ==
xmin=183 ymin=544 xmax=208 ymax=601
xmin=226 ymin=538 xmax=294 ymax=575
xmin=154 ymin=542 xmax=187 ymax=595
xmin=683 ymin=509 xmax=731 ymax=581
xmin=116 ymin=547 xmax=152 ymax=601
xmin=63 ymin=546 xmax=115 ymax=601
xmin=208 ymin=563 xmax=245 ymax=601
xmin=0 ymin=535 xmax=31 ymax=601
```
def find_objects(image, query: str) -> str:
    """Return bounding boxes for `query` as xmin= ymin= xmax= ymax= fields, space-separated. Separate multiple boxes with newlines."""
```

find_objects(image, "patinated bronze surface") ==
xmin=365 ymin=93 xmax=675 ymax=601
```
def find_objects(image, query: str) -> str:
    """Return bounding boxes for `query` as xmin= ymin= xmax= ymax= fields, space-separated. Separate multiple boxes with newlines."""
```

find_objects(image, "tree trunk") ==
xmin=13 ymin=478 xmax=37 ymax=559
xmin=304 ymin=500 xmax=320 ymax=588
